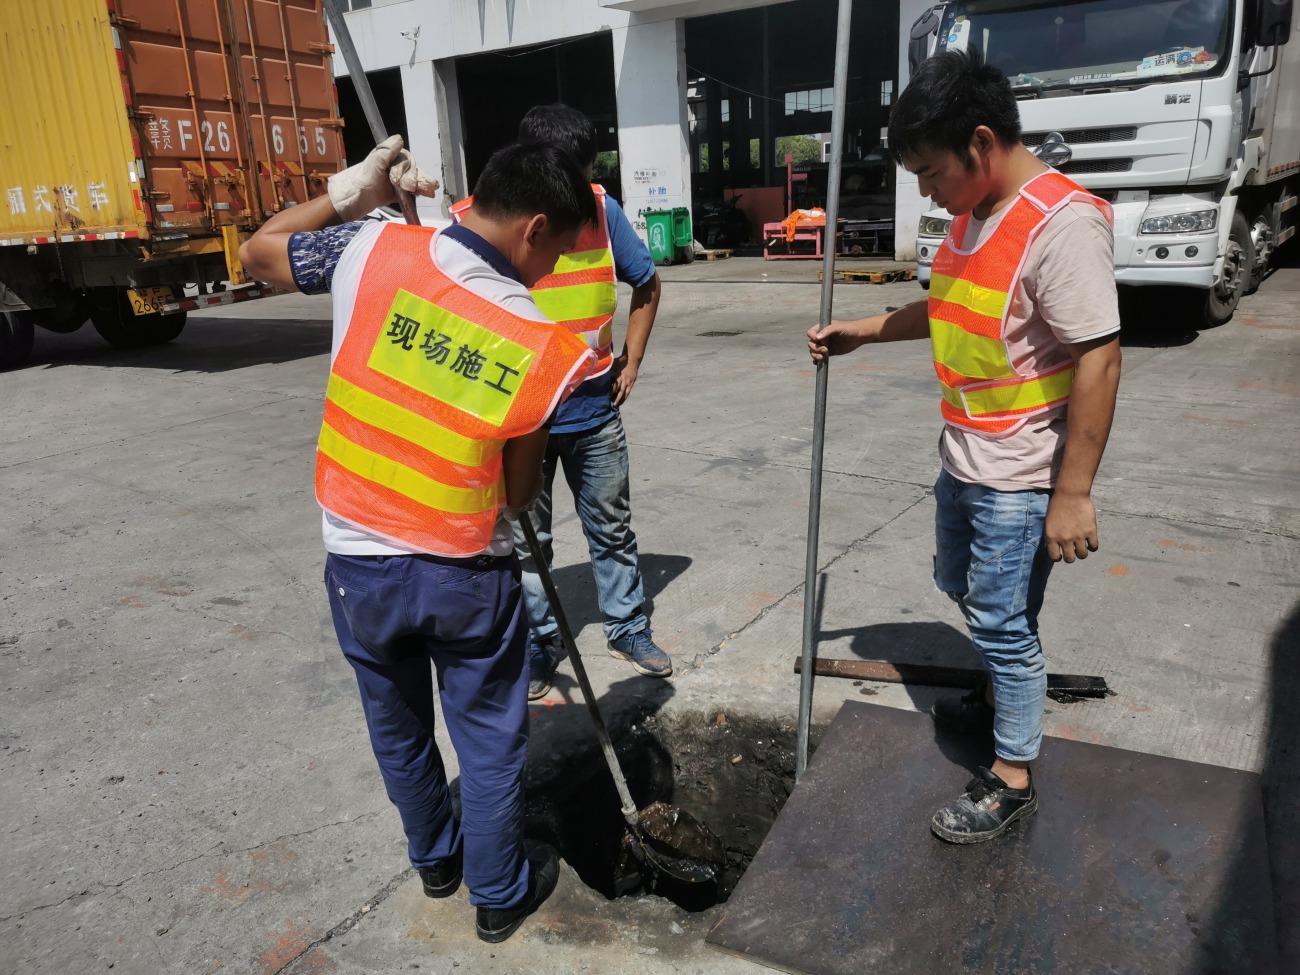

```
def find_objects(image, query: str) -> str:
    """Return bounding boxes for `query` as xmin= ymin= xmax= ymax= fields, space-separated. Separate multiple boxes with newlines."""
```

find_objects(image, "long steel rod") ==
xmin=321 ymin=0 xmax=420 ymax=225
xmin=797 ymin=0 xmax=854 ymax=782
xmin=518 ymin=515 xmax=640 ymax=824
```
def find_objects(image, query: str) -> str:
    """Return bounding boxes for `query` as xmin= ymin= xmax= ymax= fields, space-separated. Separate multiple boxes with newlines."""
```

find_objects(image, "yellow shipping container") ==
xmin=0 ymin=1 xmax=144 ymax=240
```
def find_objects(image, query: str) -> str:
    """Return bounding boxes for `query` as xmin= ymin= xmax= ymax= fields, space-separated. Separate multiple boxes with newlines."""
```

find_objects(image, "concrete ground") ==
xmin=3 ymin=252 xmax=1296 ymax=975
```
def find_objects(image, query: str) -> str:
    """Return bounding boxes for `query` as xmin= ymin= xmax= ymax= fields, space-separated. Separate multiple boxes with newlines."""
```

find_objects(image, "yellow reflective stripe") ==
xmin=551 ymin=247 xmax=614 ymax=276
xmin=318 ymin=423 xmax=499 ymax=515
xmin=954 ymin=369 xmax=1075 ymax=417
xmin=929 ymin=317 xmax=1015 ymax=380
xmin=326 ymin=374 xmax=496 ymax=469
xmin=532 ymin=281 xmax=618 ymax=324
xmin=930 ymin=273 xmax=1010 ymax=320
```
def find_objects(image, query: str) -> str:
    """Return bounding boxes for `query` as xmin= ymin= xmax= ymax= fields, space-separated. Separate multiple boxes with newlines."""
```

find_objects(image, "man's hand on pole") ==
xmin=327 ymin=135 xmax=440 ymax=222
xmin=807 ymin=319 xmax=869 ymax=362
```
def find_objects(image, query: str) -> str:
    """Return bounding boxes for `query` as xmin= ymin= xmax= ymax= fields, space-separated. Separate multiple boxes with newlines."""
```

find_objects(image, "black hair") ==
xmin=887 ymin=49 xmax=1021 ymax=167
xmin=471 ymin=142 xmax=596 ymax=235
xmin=517 ymin=103 xmax=599 ymax=170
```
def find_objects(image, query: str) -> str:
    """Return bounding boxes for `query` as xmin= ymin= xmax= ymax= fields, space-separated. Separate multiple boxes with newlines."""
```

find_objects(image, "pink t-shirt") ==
xmin=938 ymin=199 xmax=1120 ymax=491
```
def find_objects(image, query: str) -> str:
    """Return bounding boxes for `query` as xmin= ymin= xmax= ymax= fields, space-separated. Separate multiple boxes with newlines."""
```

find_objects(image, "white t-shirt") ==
xmin=320 ymin=223 xmax=552 ymax=556
xmin=938 ymin=200 xmax=1120 ymax=491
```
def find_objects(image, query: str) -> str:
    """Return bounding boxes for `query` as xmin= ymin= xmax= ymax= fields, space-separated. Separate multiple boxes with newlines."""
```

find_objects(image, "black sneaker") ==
xmin=475 ymin=842 xmax=560 ymax=944
xmin=526 ymin=635 xmax=565 ymax=701
xmin=931 ymin=681 xmax=995 ymax=735
xmin=419 ymin=850 xmax=463 ymax=898
xmin=930 ymin=767 xmax=1038 ymax=844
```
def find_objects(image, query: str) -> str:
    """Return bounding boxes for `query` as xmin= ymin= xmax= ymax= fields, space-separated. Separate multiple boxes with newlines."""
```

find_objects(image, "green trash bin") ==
xmin=644 ymin=209 xmax=675 ymax=265
xmin=644 ymin=207 xmax=694 ymax=266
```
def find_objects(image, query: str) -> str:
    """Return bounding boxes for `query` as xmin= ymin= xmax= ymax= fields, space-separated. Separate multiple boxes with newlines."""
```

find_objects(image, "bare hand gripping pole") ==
xmin=321 ymin=0 xmax=421 ymax=226
xmin=798 ymin=0 xmax=854 ymax=782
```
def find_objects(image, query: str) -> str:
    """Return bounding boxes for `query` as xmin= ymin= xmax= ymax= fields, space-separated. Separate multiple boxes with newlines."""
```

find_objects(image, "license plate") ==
xmin=127 ymin=285 xmax=175 ymax=316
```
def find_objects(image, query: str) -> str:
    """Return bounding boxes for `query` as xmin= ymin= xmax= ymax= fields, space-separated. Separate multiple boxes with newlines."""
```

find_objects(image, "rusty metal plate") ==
xmin=707 ymin=701 xmax=1278 ymax=975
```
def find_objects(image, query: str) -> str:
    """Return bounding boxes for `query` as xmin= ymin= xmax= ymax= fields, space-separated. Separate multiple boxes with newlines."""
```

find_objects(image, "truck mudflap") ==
xmin=160 ymin=283 xmax=288 ymax=315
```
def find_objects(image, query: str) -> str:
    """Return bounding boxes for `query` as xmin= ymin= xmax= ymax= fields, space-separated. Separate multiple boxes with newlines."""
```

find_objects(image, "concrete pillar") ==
xmin=611 ymin=17 xmax=692 ymax=246
xmin=433 ymin=58 xmax=469 ymax=217
xmin=400 ymin=60 xmax=447 ymax=226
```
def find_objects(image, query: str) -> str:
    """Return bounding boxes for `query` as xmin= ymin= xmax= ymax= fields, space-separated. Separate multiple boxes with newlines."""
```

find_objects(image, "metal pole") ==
xmin=321 ymin=0 xmax=421 ymax=226
xmin=797 ymin=0 xmax=853 ymax=782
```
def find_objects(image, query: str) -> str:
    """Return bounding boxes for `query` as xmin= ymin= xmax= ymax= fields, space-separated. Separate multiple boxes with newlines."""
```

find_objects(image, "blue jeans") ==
xmin=514 ymin=413 xmax=648 ymax=644
xmin=932 ymin=469 xmax=1053 ymax=763
xmin=325 ymin=552 xmax=531 ymax=910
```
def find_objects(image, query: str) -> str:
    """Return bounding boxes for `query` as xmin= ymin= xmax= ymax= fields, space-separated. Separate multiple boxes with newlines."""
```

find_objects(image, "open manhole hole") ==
xmin=698 ymin=330 xmax=743 ymax=337
xmin=524 ymin=710 xmax=803 ymax=911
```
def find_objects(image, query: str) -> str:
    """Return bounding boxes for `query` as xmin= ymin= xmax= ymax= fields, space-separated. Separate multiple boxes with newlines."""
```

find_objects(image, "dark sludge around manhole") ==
xmin=523 ymin=711 xmax=803 ymax=912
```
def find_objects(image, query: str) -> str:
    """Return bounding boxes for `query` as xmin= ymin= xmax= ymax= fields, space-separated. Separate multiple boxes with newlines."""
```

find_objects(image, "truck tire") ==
xmin=1198 ymin=211 xmax=1253 ymax=328
xmin=1246 ymin=203 xmax=1277 ymax=295
xmin=31 ymin=287 xmax=89 ymax=333
xmin=90 ymin=289 xmax=187 ymax=348
xmin=0 ymin=310 xmax=36 ymax=370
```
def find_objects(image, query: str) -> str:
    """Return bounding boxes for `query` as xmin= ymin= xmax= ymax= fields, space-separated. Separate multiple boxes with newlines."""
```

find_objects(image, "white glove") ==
xmin=327 ymin=134 xmax=440 ymax=221
xmin=502 ymin=499 xmax=536 ymax=523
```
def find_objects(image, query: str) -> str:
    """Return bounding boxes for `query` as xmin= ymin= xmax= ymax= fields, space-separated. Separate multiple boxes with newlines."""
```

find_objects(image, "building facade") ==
xmin=332 ymin=0 xmax=930 ymax=258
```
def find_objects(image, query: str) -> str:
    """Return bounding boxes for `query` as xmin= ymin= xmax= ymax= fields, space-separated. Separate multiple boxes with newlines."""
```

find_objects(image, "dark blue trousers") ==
xmin=325 ymin=551 xmax=531 ymax=909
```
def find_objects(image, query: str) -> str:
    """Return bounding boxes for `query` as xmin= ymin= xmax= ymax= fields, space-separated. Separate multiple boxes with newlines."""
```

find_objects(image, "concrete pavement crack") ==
xmin=677 ymin=491 xmax=933 ymax=674
xmin=272 ymin=867 xmax=414 ymax=975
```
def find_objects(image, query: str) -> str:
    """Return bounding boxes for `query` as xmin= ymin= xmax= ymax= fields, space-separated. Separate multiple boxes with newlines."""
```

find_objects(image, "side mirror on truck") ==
xmin=908 ymin=6 xmax=943 ymax=73
xmin=1257 ymin=0 xmax=1293 ymax=45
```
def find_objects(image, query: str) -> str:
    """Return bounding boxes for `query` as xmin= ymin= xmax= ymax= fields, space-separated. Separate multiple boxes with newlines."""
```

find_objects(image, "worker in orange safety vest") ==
xmin=239 ymin=139 xmax=598 ymax=943
xmin=808 ymin=49 xmax=1122 ymax=845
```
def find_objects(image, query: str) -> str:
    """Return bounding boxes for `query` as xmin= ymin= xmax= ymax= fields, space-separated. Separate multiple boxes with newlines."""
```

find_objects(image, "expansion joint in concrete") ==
xmin=678 ymin=491 xmax=932 ymax=674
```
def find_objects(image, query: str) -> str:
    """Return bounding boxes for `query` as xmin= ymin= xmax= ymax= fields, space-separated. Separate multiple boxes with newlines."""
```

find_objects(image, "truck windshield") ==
xmin=937 ymin=0 xmax=1232 ymax=91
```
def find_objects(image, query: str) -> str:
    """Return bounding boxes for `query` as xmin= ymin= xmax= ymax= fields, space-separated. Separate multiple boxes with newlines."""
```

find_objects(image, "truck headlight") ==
xmin=1139 ymin=209 xmax=1218 ymax=234
xmin=918 ymin=215 xmax=952 ymax=237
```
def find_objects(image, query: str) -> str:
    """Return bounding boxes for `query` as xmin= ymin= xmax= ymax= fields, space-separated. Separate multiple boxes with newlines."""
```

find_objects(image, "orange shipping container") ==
xmin=0 ymin=0 xmax=344 ymax=363
xmin=1 ymin=0 xmax=344 ymax=242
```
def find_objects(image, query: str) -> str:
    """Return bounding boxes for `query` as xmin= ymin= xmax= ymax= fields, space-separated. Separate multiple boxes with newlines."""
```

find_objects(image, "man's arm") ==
xmin=502 ymin=428 xmax=551 ymax=510
xmin=239 ymin=196 xmax=344 ymax=290
xmin=807 ymin=299 xmax=930 ymax=361
xmin=612 ymin=270 xmax=661 ymax=406
xmin=1044 ymin=335 xmax=1122 ymax=563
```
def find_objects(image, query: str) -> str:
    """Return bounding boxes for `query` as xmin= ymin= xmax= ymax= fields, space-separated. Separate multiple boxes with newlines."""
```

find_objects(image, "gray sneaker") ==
xmin=527 ymin=635 xmax=565 ymax=700
xmin=607 ymin=629 xmax=672 ymax=678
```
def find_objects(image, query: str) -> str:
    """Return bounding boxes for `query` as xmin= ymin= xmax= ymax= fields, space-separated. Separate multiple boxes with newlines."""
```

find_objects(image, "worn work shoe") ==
xmin=527 ymin=635 xmax=566 ymax=701
xmin=607 ymin=629 xmax=672 ymax=678
xmin=930 ymin=767 xmax=1038 ymax=844
xmin=419 ymin=850 xmax=463 ymax=899
xmin=931 ymin=681 xmax=995 ymax=735
xmin=475 ymin=842 xmax=560 ymax=944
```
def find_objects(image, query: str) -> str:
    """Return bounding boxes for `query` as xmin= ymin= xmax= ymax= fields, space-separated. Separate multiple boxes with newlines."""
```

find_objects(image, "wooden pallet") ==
xmin=697 ymin=248 xmax=733 ymax=261
xmin=818 ymin=267 xmax=916 ymax=284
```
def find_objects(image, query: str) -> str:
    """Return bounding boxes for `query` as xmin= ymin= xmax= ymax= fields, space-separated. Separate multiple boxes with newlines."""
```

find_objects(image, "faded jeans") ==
xmin=513 ymin=413 xmax=648 ymax=646
xmin=932 ymin=468 xmax=1053 ymax=763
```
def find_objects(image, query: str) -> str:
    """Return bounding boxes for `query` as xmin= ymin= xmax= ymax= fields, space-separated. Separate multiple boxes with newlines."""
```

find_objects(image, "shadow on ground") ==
xmin=538 ymin=552 xmax=693 ymax=644
xmin=17 ymin=314 xmax=332 ymax=373
xmin=1222 ymin=599 xmax=1299 ymax=968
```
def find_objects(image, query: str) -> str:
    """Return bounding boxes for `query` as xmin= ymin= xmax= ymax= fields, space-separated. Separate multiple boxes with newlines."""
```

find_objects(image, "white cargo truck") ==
xmin=906 ymin=0 xmax=1298 ymax=326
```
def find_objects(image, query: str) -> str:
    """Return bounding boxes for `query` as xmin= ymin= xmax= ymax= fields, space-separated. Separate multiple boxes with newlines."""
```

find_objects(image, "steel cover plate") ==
xmin=707 ymin=701 xmax=1277 ymax=974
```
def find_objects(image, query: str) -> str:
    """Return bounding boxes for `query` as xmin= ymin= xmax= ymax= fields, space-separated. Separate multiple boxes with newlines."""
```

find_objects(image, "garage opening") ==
xmin=455 ymin=32 xmax=622 ymax=200
xmin=684 ymin=0 xmax=900 ymax=255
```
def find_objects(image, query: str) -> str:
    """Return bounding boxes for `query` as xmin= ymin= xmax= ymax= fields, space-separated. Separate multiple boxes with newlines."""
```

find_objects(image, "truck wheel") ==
xmin=1199 ymin=211 xmax=1253 ymax=328
xmin=31 ymin=287 xmax=89 ymax=333
xmin=90 ymin=289 xmax=187 ymax=348
xmin=1246 ymin=205 xmax=1276 ymax=295
xmin=0 ymin=310 xmax=36 ymax=370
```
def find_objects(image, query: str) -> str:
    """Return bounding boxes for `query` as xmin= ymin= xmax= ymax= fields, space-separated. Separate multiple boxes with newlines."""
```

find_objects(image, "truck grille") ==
xmin=1023 ymin=127 xmax=1137 ymax=147
xmin=1059 ymin=158 xmax=1134 ymax=174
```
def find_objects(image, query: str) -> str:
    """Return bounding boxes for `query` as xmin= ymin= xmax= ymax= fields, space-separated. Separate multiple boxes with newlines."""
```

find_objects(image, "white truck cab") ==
xmin=908 ymin=0 xmax=1298 ymax=326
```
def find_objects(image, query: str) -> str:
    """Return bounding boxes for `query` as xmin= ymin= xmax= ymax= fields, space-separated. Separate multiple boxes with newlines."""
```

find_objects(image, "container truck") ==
xmin=0 ymin=0 xmax=345 ymax=368
xmin=905 ymin=0 xmax=1298 ymax=327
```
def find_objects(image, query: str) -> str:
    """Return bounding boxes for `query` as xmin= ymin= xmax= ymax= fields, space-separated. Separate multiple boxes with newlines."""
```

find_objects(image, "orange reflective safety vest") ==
xmin=450 ymin=185 xmax=617 ymax=377
xmin=928 ymin=171 xmax=1113 ymax=438
xmin=316 ymin=223 xmax=597 ymax=556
